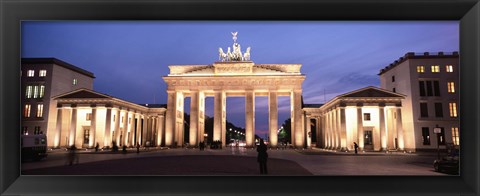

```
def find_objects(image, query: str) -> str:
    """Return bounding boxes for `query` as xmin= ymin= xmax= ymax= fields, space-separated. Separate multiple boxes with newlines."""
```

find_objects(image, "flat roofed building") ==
xmin=379 ymin=52 xmax=460 ymax=151
xmin=21 ymin=58 xmax=95 ymax=147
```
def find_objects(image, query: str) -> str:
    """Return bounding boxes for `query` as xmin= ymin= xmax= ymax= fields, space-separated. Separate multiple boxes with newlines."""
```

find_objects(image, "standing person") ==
xmin=95 ymin=142 xmax=99 ymax=152
xmin=136 ymin=142 xmax=140 ymax=153
xmin=354 ymin=142 xmax=359 ymax=154
xmin=257 ymin=139 xmax=268 ymax=174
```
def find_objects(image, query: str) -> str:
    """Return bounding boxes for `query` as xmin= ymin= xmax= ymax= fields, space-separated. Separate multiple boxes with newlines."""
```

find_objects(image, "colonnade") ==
xmin=164 ymin=89 xmax=304 ymax=148
xmin=53 ymin=104 xmax=165 ymax=149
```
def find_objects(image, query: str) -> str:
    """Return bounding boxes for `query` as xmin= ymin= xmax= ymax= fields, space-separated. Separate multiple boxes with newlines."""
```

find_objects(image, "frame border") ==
xmin=1 ymin=0 xmax=479 ymax=195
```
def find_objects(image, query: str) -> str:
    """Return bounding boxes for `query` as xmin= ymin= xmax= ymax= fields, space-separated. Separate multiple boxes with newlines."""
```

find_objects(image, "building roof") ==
xmin=303 ymin=104 xmax=324 ymax=108
xmin=22 ymin=58 xmax=95 ymax=78
xmin=378 ymin=51 xmax=459 ymax=75
xmin=53 ymin=88 xmax=112 ymax=99
xmin=336 ymin=86 xmax=406 ymax=98
xmin=138 ymin=104 xmax=167 ymax=108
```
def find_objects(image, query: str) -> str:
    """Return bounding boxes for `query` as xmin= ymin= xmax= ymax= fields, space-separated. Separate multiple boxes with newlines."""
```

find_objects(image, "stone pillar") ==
xmin=104 ymin=107 xmax=112 ymax=147
xmin=164 ymin=91 xmax=175 ymax=147
xmin=175 ymin=92 xmax=184 ymax=147
xmin=357 ymin=106 xmax=364 ymax=150
xmin=333 ymin=108 xmax=338 ymax=149
xmin=292 ymin=90 xmax=303 ymax=148
xmin=325 ymin=110 xmax=330 ymax=149
xmin=90 ymin=107 xmax=97 ymax=148
xmin=189 ymin=91 xmax=199 ymax=146
xmin=379 ymin=106 xmax=387 ymax=151
xmin=114 ymin=109 xmax=121 ymax=144
xmin=54 ymin=107 xmax=63 ymax=148
xmin=136 ymin=114 xmax=142 ymax=146
xmin=339 ymin=107 xmax=347 ymax=151
xmin=396 ymin=107 xmax=405 ymax=150
xmin=157 ymin=114 xmax=165 ymax=147
xmin=221 ymin=92 xmax=227 ymax=147
xmin=143 ymin=116 xmax=148 ymax=146
xmin=198 ymin=92 xmax=205 ymax=143
xmin=69 ymin=107 xmax=77 ymax=147
xmin=268 ymin=91 xmax=278 ymax=148
xmin=306 ymin=115 xmax=312 ymax=148
xmin=245 ymin=90 xmax=255 ymax=147
xmin=128 ymin=112 xmax=135 ymax=147
xmin=214 ymin=90 xmax=225 ymax=145
xmin=122 ymin=110 xmax=128 ymax=146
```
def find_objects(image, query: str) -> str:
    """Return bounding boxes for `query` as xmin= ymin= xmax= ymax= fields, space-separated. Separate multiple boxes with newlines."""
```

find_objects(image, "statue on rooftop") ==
xmin=217 ymin=32 xmax=251 ymax=62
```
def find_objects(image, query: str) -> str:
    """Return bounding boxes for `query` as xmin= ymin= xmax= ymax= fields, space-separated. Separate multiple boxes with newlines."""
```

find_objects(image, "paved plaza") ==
xmin=22 ymin=147 xmax=450 ymax=176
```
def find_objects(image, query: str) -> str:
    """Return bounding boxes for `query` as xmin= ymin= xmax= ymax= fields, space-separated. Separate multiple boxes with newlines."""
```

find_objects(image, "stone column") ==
xmin=54 ymin=107 xmax=63 ymax=148
xmin=164 ymin=91 xmax=176 ymax=147
xmin=90 ymin=107 xmax=97 ymax=148
xmin=122 ymin=110 xmax=128 ymax=146
xmin=128 ymin=112 xmax=135 ymax=147
xmin=175 ymin=92 xmax=184 ymax=147
xmin=213 ymin=90 xmax=225 ymax=143
xmin=69 ymin=107 xmax=77 ymax=147
xmin=268 ymin=91 xmax=278 ymax=148
xmin=306 ymin=115 xmax=312 ymax=148
xmin=221 ymin=92 xmax=227 ymax=147
xmin=157 ymin=115 xmax=164 ymax=147
xmin=104 ymin=107 xmax=112 ymax=147
xmin=189 ymin=91 xmax=199 ymax=146
xmin=325 ymin=110 xmax=330 ymax=149
xmin=198 ymin=92 xmax=205 ymax=144
xmin=379 ymin=105 xmax=387 ymax=151
xmin=136 ymin=114 xmax=142 ymax=146
xmin=114 ymin=109 xmax=121 ymax=144
xmin=333 ymin=108 xmax=338 ymax=149
xmin=357 ymin=106 xmax=364 ymax=150
xmin=292 ymin=90 xmax=303 ymax=148
xmin=245 ymin=90 xmax=255 ymax=147
xmin=143 ymin=116 xmax=148 ymax=146
xmin=339 ymin=106 xmax=347 ymax=151
xmin=396 ymin=107 xmax=405 ymax=150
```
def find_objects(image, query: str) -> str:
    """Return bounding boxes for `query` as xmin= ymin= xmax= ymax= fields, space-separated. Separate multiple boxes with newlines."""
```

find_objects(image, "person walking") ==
xmin=354 ymin=142 xmax=359 ymax=154
xmin=95 ymin=142 xmax=99 ymax=152
xmin=257 ymin=139 xmax=268 ymax=174
xmin=136 ymin=142 xmax=140 ymax=153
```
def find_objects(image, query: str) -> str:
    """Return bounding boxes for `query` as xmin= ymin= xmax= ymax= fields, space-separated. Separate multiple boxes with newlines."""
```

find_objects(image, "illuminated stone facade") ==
xmin=163 ymin=61 xmax=306 ymax=148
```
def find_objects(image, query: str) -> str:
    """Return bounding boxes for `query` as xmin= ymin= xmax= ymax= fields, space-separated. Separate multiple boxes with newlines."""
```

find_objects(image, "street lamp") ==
xmin=433 ymin=125 xmax=442 ymax=160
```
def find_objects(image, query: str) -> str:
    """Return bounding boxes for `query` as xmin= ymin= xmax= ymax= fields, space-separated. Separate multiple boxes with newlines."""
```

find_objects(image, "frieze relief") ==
xmin=166 ymin=77 xmax=304 ymax=87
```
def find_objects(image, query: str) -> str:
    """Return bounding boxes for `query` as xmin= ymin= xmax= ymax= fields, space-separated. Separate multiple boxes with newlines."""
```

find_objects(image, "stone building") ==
xmin=379 ymin=52 xmax=459 ymax=151
xmin=21 ymin=58 xmax=95 ymax=147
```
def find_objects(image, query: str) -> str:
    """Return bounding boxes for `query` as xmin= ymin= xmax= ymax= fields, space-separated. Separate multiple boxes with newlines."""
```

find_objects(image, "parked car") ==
xmin=433 ymin=153 xmax=459 ymax=174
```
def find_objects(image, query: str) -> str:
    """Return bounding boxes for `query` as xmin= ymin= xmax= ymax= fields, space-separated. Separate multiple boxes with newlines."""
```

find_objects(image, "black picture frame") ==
xmin=1 ymin=0 xmax=479 ymax=195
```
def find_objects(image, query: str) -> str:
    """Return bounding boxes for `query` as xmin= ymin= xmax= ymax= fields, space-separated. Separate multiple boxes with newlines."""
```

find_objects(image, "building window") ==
xmin=420 ymin=102 xmax=428 ymax=117
xmin=22 ymin=127 xmax=28 ymax=135
xmin=36 ymin=104 xmax=44 ymax=118
xmin=426 ymin=81 xmax=433 ymax=96
xmin=33 ymin=86 xmax=39 ymax=98
xmin=24 ymin=104 xmax=31 ymax=117
xmin=39 ymin=70 xmax=47 ymax=77
xmin=26 ymin=85 xmax=33 ymax=98
xmin=27 ymin=70 xmax=35 ymax=77
xmin=39 ymin=85 xmax=45 ymax=98
xmin=73 ymin=79 xmax=78 ymax=85
xmin=34 ymin=126 xmax=41 ymax=135
xmin=417 ymin=66 xmax=425 ymax=73
xmin=446 ymin=65 xmax=454 ymax=72
xmin=447 ymin=82 xmax=455 ymax=93
xmin=451 ymin=127 xmax=459 ymax=145
xmin=422 ymin=127 xmax=430 ymax=145
xmin=434 ymin=103 xmax=443 ymax=118
xmin=86 ymin=113 xmax=92 ymax=121
xmin=431 ymin=65 xmax=440 ymax=73
xmin=391 ymin=76 xmax=395 ymax=82
xmin=449 ymin=102 xmax=458 ymax=117
xmin=363 ymin=113 xmax=371 ymax=121
xmin=433 ymin=81 xmax=440 ymax=96
xmin=419 ymin=81 xmax=426 ymax=96
xmin=437 ymin=127 xmax=445 ymax=145
xmin=392 ymin=88 xmax=396 ymax=93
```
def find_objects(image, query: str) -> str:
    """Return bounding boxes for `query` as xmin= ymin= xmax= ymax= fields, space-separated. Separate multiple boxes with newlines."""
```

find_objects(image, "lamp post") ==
xmin=433 ymin=125 xmax=442 ymax=160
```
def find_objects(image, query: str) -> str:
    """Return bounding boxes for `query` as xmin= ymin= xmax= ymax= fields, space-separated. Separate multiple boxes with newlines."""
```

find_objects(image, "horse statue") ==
xmin=218 ymin=48 xmax=227 ymax=61
xmin=226 ymin=47 xmax=232 ymax=61
xmin=232 ymin=43 xmax=242 ymax=61
xmin=243 ymin=47 xmax=251 ymax=61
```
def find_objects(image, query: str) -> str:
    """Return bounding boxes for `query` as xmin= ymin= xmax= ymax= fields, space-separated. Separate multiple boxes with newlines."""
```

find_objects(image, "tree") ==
xmin=280 ymin=118 xmax=292 ymax=143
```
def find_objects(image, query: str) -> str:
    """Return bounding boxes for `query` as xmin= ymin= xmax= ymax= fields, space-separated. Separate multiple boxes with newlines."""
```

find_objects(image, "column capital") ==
xmin=378 ymin=102 xmax=386 ymax=107
xmin=356 ymin=103 xmax=364 ymax=107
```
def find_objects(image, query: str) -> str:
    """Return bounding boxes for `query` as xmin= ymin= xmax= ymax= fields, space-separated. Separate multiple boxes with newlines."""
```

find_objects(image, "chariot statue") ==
xmin=218 ymin=32 xmax=251 ymax=62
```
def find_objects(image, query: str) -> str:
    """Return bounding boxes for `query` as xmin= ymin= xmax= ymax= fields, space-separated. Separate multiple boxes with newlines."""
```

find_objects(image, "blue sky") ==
xmin=21 ymin=21 xmax=459 ymax=136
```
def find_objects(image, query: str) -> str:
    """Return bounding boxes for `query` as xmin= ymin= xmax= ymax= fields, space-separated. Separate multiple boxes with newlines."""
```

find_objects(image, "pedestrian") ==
xmin=136 ymin=142 xmax=140 ymax=153
xmin=257 ymin=139 xmax=268 ymax=174
xmin=95 ymin=142 xmax=99 ymax=152
xmin=354 ymin=142 xmax=359 ymax=154
xmin=67 ymin=145 xmax=78 ymax=165
xmin=122 ymin=145 xmax=127 ymax=154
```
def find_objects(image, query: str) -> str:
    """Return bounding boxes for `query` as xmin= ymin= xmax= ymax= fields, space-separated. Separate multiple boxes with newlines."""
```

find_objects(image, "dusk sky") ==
xmin=22 ymin=21 xmax=459 ymax=136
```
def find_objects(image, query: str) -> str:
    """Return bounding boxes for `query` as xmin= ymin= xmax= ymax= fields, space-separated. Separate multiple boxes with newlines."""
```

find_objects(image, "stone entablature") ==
xmin=167 ymin=61 xmax=302 ymax=76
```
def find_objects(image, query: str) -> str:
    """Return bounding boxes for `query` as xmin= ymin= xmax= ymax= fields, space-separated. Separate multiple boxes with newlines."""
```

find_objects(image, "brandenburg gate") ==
xmin=163 ymin=32 xmax=306 ymax=148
